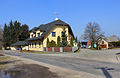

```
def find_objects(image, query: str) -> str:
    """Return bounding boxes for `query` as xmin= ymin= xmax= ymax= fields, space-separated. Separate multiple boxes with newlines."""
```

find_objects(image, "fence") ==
xmin=43 ymin=47 xmax=78 ymax=52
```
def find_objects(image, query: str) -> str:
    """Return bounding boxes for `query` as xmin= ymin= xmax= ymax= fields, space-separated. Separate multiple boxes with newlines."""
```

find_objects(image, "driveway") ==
xmin=1 ymin=49 xmax=120 ymax=78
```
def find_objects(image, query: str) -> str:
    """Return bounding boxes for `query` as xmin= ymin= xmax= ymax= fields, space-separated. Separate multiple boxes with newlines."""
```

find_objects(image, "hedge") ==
xmin=110 ymin=41 xmax=120 ymax=47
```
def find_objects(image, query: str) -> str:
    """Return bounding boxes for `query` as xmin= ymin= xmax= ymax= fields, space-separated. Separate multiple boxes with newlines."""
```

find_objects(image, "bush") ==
xmin=57 ymin=36 xmax=61 ymax=47
xmin=47 ymin=38 xmax=49 ymax=47
xmin=97 ymin=45 xmax=102 ymax=50
xmin=48 ymin=40 xmax=56 ymax=47
xmin=110 ymin=41 xmax=120 ymax=47
xmin=70 ymin=37 xmax=73 ymax=47
xmin=67 ymin=44 xmax=72 ymax=47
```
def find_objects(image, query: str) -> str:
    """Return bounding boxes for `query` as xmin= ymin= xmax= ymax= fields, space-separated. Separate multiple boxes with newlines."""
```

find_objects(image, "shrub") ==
xmin=47 ymin=38 xmax=49 ymax=47
xmin=61 ymin=28 xmax=68 ymax=47
xmin=57 ymin=36 xmax=61 ymax=47
xmin=110 ymin=41 xmax=120 ymax=47
xmin=48 ymin=40 xmax=56 ymax=47
xmin=97 ymin=45 xmax=102 ymax=50
xmin=70 ymin=37 xmax=73 ymax=47
xmin=67 ymin=44 xmax=72 ymax=47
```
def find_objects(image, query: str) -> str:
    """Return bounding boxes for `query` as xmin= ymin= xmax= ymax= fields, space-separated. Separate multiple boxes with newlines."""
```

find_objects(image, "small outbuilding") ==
xmin=97 ymin=37 xmax=119 ymax=49
xmin=11 ymin=40 xmax=29 ymax=51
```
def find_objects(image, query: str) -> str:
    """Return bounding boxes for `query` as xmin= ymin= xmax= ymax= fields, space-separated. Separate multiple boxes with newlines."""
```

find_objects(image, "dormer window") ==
xmin=31 ymin=34 xmax=33 ymax=38
xmin=37 ymin=33 xmax=40 ymax=37
xmin=34 ymin=32 xmax=36 ymax=37
xmin=61 ymin=32 xmax=63 ymax=37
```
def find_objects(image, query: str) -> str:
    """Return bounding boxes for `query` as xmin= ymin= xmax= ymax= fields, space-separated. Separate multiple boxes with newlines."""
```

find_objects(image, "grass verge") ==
xmin=21 ymin=51 xmax=56 ymax=54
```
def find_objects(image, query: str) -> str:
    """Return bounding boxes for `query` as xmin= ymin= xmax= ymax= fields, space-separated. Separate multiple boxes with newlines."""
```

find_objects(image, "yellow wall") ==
xmin=43 ymin=25 xmax=70 ymax=47
xmin=29 ymin=25 xmax=72 ymax=51
xmin=29 ymin=40 xmax=43 ymax=51
xmin=8 ymin=46 xmax=28 ymax=50
xmin=21 ymin=46 xmax=29 ymax=50
xmin=7 ymin=47 xmax=17 ymax=50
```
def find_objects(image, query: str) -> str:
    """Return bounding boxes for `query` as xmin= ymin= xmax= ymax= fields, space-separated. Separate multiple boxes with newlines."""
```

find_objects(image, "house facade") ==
xmin=98 ymin=38 xmax=109 ymax=49
xmin=97 ymin=37 xmax=119 ymax=49
xmin=28 ymin=19 xmax=74 ymax=51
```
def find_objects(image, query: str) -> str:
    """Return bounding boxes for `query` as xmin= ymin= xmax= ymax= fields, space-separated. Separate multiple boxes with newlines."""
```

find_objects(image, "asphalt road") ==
xmin=1 ymin=50 xmax=120 ymax=78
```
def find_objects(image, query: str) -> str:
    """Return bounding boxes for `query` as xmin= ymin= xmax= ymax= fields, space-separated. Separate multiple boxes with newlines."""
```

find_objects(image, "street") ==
xmin=1 ymin=49 xmax=120 ymax=78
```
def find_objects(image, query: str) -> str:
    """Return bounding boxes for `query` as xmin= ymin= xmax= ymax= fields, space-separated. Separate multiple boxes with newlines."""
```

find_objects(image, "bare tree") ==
xmin=0 ymin=25 xmax=3 ymax=49
xmin=83 ymin=22 xmax=104 ymax=48
xmin=79 ymin=34 xmax=84 ymax=42
xmin=110 ymin=35 xmax=120 ymax=41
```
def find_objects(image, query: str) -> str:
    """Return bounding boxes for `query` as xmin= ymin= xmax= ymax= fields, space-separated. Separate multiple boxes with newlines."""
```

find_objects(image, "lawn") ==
xmin=21 ymin=51 xmax=57 ymax=54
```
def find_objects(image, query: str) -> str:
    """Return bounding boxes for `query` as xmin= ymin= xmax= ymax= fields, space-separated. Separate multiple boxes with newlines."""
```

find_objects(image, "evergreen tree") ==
xmin=70 ymin=37 xmax=73 ymax=46
xmin=57 ymin=36 xmax=61 ymax=47
xmin=2 ymin=20 xmax=29 ymax=48
xmin=49 ymin=40 xmax=56 ymax=47
xmin=19 ymin=24 xmax=29 ymax=41
xmin=9 ymin=20 xmax=15 ymax=44
xmin=3 ymin=24 xmax=10 ymax=47
xmin=14 ymin=21 xmax=21 ymax=42
xmin=47 ymin=38 xmax=49 ymax=47
xmin=75 ymin=36 xmax=77 ymax=43
xmin=61 ymin=28 xmax=68 ymax=47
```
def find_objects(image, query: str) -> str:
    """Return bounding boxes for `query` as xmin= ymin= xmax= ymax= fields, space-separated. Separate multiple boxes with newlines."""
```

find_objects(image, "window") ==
xmin=37 ymin=33 xmax=40 ymax=37
xmin=34 ymin=32 xmax=36 ymax=37
xmin=102 ymin=41 xmax=104 ymax=44
xmin=52 ymin=32 xmax=56 ymax=37
xmin=32 ymin=43 xmax=34 ymax=48
xmin=35 ymin=42 xmax=36 ymax=48
xmin=31 ymin=34 xmax=33 ymax=38
xmin=39 ymin=42 xmax=41 ymax=48
xmin=61 ymin=32 xmax=63 ymax=37
xmin=29 ymin=43 xmax=31 ymax=48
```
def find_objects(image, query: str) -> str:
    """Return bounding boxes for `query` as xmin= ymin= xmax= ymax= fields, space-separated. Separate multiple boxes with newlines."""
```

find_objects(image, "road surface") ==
xmin=1 ymin=49 xmax=120 ymax=78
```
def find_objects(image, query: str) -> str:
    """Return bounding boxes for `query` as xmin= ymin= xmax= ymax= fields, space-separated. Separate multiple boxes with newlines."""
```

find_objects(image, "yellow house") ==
xmin=28 ymin=19 xmax=75 ymax=51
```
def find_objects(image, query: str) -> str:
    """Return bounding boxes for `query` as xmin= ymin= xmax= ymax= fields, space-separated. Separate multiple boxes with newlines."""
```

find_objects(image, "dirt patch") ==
xmin=0 ymin=55 xmax=59 ymax=78
xmin=0 ymin=54 xmax=4 ymax=56
xmin=1 ymin=64 xmax=59 ymax=78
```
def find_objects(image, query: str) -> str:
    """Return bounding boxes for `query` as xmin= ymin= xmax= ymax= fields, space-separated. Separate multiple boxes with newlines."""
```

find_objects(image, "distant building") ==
xmin=87 ymin=41 xmax=91 ymax=48
xmin=11 ymin=40 xmax=29 ymax=50
xmin=97 ymin=37 xmax=119 ymax=49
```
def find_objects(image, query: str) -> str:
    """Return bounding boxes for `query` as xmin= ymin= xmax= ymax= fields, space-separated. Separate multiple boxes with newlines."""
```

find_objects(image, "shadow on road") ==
xmin=96 ymin=67 xmax=114 ymax=78
xmin=0 ymin=60 xmax=16 ymax=65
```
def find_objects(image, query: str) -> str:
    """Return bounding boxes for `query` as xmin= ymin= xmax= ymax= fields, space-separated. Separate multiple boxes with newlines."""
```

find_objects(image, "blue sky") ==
xmin=0 ymin=0 xmax=120 ymax=39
